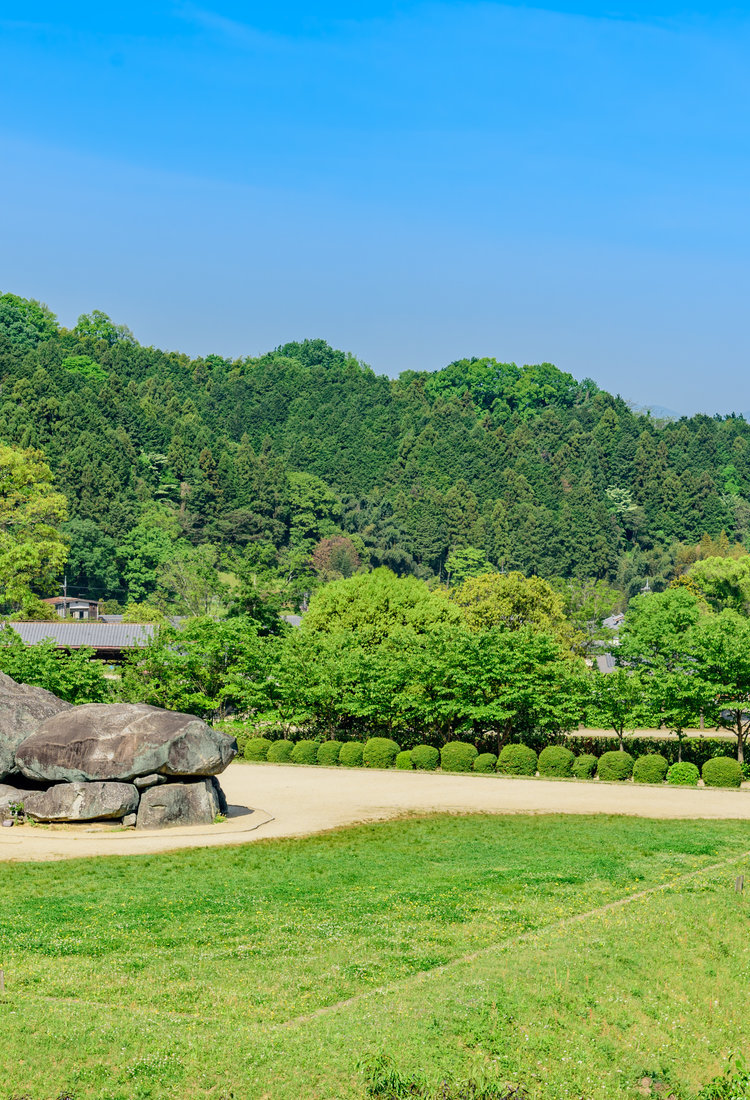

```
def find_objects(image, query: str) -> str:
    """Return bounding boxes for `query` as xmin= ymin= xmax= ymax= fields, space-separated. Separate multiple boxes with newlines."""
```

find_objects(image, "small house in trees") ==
xmin=42 ymin=596 xmax=101 ymax=620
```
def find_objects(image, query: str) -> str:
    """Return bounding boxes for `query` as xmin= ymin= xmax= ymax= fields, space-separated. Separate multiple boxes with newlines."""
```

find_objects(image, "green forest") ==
xmin=2 ymin=290 xmax=749 ymax=614
xmin=6 ymin=292 xmax=750 ymax=763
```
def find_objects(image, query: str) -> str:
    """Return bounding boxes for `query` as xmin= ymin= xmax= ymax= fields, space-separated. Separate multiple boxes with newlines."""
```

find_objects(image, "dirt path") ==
xmin=2 ymin=761 xmax=750 ymax=862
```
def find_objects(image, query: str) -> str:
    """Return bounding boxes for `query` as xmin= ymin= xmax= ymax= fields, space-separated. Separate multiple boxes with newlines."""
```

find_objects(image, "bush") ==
xmin=702 ymin=757 xmax=743 ymax=789
xmin=317 ymin=740 xmax=341 ymax=766
xmin=290 ymin=739 xmax=319 ymax=765
xmin=597 ymin=750 xmax=634 ymax=781
xmin=243 ymin=737 xmax=272 ymax=762
xmin=667 ymin=761 xmax=700 ymax=786
xmin=363 ymin=737 xmax=401 ymax=769
xmin=411 ymin=744 xmax=439 ymax=771
xmin=266 ymin=739 xmax=295 ymax=763
xmin=496 ymin=743 xmax=537 ymax=776
xmin=699 ymin=1056 xmax=750 ymax=1099
xmin=537 ymin=745 xmax=575 ymax=778
xmin=633 ymin=753 xmax=668 ymax=784
xmin=440 ymin=741 xmax=478 ymax=773
xmin=395 ymin=750 xmax=413 ymax=770
xmin=571 ymin=753 xmax=598 ymax=779
xmin=473 ymin=752 xmax=497 ymax=774
xmin=339 ymin=742 xmax=364 ymax=767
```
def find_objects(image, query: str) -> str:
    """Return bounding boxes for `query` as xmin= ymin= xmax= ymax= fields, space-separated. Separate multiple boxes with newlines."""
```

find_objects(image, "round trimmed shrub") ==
xmin=363 ymin=737 xmax=401 ymax=769
xmin=571 ymin=753 xmax=598 ymax=779
xmin=411 ymin=744 xmax=439 ymax=771
xmin=267 ymin=739 xmax=295 ymax=763
xmin=702 ymin=757 xmax=743 ymax=789
xmin=243 ymin=737 xmax=272 ymax=762
xmin=396 ymin=750 xmax=413 ymax=770
xmin=473 ymin=752 xmax=497 ymax=774
xmin=290 ymin=739 xmax=319 ymax=765
xmin=633 ymin=753 xmax=668 ymax=785
xmin=667 ymin=761 xmax=700 ymax=786
xmin=597 ymin=750 xmax=634 ymax=781
xmin=440 ymin=741 xmax=478 ymax=773
xmin=496 ymin=743 xmax=538 ymax=776
xmin=339 ymin=742 xmax=364 ymax=767
xmin=538 ymin=745 xmax=575 ymax=778
xmin=317 ymin=741 xmax=341 ymax=766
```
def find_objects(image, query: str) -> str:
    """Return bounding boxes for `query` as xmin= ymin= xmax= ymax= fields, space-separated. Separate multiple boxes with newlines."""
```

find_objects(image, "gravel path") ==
xmin=2 ymin=761 xmax=750 ymax=862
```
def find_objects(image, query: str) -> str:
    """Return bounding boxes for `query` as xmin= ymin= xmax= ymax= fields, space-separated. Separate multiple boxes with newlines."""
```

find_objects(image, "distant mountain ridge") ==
xmin=1 ymin=290 xmax=749 ymax=606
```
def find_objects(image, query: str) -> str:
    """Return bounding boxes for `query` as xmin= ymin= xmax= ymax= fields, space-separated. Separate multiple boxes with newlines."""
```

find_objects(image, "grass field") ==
xmin=1 ymin=814 xmax=749 ymax=1100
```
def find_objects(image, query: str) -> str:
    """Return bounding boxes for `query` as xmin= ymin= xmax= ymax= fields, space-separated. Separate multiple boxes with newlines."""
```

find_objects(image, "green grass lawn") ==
xmin=1 ymin=815 xmax=749 ymax=1100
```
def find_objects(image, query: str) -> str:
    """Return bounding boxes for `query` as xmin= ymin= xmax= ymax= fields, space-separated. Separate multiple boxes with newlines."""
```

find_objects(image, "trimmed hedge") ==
xmin=267 ymin=739 xmax=295 ymax=763
xmin=597 ymin=751 xmax=634 ymax=781
xmin=538 ymin=745 xmax=575 ymax=778
xmin=243 ymin=737 xmax=272 ymax=762
xmin=440 ymin=741 xmax=478 ymax=773
xmin=339 ymin=742 xmax=364 ymax=767
xmin=396 ymin=750 xmax=413 ymax=770
xmin=571 ymin=753 xmax=597 ymax=779
xmin=290 ymin=739 xmax=319 ymax=765
xmin=473 ymin=752 xmax=497 ymax=774
xmin=363 ymin=737 xmax=401 ymax=769
xmin=411 ymin=744 xmax=439 ymax=771
xmin=667 ymin=761 xmax=700 ymax=786
xmin=497 ymin=743 xmax=537 ymax=776
xmin=569 ymin=734 xmax=737 ymax=771
xmin=633 ymin=754 xmax=668 ymax=785
xmin=317 ymin=741 xmax=341 ymax=766
xmin=702 ymin=757 xmax=743 ymax=789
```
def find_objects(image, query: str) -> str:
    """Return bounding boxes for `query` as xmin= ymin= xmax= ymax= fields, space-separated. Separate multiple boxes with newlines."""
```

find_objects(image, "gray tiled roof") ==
xmin=5 ymin=622 xmax=154 ymax=648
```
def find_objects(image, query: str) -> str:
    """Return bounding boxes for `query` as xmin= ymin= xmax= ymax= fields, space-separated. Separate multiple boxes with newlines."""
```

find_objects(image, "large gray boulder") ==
xmin=0 ymin=672 xmax=71 ymax=781
xmin=0 ymin=782 xmax=25 ymax=812
xmin=136 ymin=779 xmax=220 ymax=829
xmin=22 ymin=781 xmax=139 ymax=823
xmin=15 ymin=703 xmax=237 ymax=783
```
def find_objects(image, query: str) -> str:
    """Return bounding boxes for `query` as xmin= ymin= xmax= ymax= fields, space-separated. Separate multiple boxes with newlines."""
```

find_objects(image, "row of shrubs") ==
xmin=243 ymin=736 xmax=745 ymax=789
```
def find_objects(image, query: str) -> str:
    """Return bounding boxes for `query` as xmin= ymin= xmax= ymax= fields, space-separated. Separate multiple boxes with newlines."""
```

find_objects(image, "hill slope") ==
xmin=1 ymin=292 xmax=748 ymax=605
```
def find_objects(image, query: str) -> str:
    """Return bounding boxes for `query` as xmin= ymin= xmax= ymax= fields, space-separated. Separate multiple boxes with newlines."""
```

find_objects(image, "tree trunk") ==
xmin=737 ymin=713 xmax=745 ymax=765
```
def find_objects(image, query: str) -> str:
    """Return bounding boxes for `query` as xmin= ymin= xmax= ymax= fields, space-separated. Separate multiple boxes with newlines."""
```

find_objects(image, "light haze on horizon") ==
xmin=1 ymin=1 xmax=749 ymax=416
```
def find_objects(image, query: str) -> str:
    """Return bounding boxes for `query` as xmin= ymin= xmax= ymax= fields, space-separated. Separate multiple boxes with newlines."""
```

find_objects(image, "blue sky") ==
xmin=1 ymin=2 xmax=749 ymax=414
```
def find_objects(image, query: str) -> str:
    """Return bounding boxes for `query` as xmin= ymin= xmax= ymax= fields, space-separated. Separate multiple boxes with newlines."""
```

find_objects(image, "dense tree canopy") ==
xmin=1 ymin=291 xmax=750 ymax=611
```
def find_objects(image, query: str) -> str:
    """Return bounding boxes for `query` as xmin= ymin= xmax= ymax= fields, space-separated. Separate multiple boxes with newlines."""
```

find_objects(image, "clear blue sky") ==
xmin=1 ymin=2 xmax=749 ymax=414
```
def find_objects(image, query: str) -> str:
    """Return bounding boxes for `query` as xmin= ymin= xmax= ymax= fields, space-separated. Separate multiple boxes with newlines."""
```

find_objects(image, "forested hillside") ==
xmin=1 ymin=291 xmax=748 ymax=610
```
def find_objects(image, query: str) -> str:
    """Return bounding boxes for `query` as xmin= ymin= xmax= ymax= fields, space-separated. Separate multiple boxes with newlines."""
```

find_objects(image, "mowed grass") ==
xmin=1 ymin=815 xmax=749 ymax=1100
